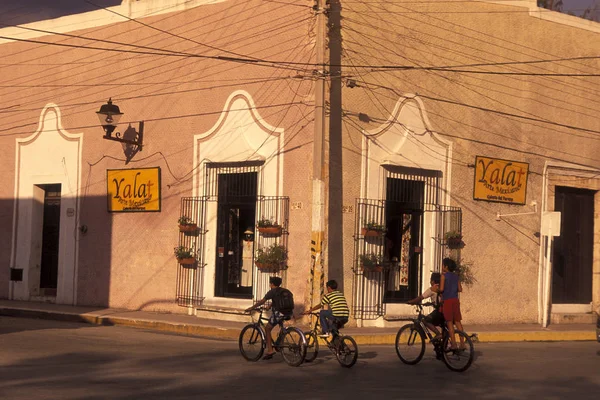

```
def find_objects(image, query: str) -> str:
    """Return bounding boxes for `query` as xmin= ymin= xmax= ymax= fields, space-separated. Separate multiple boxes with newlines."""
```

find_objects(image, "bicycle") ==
xmin=238 ymin=307 xmax=307 ymax=367
xmin=393 ymin=302 xmax=475 ymax=372
xmin=303 ymin=312 xmax=358 ymax=368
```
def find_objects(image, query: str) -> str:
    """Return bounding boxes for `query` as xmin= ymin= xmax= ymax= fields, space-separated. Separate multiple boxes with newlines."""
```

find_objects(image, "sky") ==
xmin=0 ymin=0 xmax=597 ymax=27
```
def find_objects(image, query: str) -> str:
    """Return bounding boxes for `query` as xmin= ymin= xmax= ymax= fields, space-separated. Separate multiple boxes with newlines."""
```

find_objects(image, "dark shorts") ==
xmin=268 ymin=310 xmax=291 ymax=326
xmin=333 ymin=317 xmax=348 ymax=329
xmin=442 ymin=298 xmax=462 ymax=323
xmin=424 ymin=309 xmax=444 ymax=326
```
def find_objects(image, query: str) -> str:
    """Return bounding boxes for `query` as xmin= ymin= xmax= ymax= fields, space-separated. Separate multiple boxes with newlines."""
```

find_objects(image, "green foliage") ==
xmin=178 ymin=216 xmax=194 ymax=225
xmin=257 ymin=217 xmax=278 ymax=228
xmin=363 ymin=220 xmax=386 ymax=232
xmin=255 ymin=243 xmax=287 ymax=265
xmin=174 ymin=245 xmax=194 ymax=259
xmin=444 ymin=230 xmax=462 ymax=240
xmin=359 ymin=252 xmax=382 ymax=267
xmin=455 ymin=259 xmax=477 ymax=287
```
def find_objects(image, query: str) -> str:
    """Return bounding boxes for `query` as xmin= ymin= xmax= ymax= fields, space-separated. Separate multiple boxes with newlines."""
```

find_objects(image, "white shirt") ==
xmin=422 ymin=286 xmax=441 ymax=307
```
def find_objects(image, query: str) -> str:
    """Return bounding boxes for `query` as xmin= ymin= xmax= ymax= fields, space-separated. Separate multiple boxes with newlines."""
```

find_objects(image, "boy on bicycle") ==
xmin=408 ymin=272 xmax=444 ymax=341
xmin=303 ymin=279 xmax=349 ymax=338
xmin=245 ymin=276 xmax=294 ymax=360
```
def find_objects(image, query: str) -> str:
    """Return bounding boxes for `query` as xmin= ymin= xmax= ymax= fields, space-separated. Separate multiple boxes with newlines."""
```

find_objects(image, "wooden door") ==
xmin=552 ymin=186 xmax=594 ymax=304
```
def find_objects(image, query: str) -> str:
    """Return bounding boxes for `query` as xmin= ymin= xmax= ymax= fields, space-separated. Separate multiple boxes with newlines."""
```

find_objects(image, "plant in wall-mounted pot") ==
xmin=256 ymin=217 xmax=282 ymax=236
xmin=361 ymin=220 xmax=386 ymax=237
xmin=178 ymin=216 xmax=199 ymax=233
xmin=359 ymin=252 xmax=384 ymax=272
xmin=174 ymin=245 xmax=197 ymax=267
xmin=255 ymin=243 xmax=287 ymax=272
xmin=457 ymin=259 xmax=476 ymax=287
xmin=444 ymin=231 xmax=463 ymax=249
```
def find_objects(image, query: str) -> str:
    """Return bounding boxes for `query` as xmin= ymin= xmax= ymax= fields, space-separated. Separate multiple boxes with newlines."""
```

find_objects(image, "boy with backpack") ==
xmin=245 ymin=276 xmax=294 ymax=360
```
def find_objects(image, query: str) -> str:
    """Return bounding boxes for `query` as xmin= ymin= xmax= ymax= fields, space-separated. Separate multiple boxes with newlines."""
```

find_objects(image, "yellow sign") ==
xmin=473 ymin=156 xmax=528 ymax=205
xmin=107 ymin=167 xmax=161 ymax=212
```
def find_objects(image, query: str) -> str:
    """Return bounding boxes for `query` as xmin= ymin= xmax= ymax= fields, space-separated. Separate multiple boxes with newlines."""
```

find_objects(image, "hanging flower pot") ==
xmin=444 ymin=231 xmax=463 ymax=249
xmin=255 ymin=261 xmax=281 ymax=273
xmin=257 ymin=226 xmax=282 ymax=236
xmin=361 ymin=264 xmax=383 ymax=273
xmin=174 ymin=246 xmax=197 ymax=267
xmin=361 ymin=221 xmax=386 ymax=237
xmin=179 ymin=224 xmax=199 ymax=233
xmin=447 ymin=237 xmax=462 ymax=249
xmin=178 ymin=216 xmax=198 ymax=233
xmin=257 ymin=218 xmax=283 ymax=236
xmin=255 ymin=244 xmax=287 ymax=272
xmin=361 ymin=228 xmax=384 ymax=237
xmin=177 ymin=257 xmax=197 ymax=267
xmin=359 ymin=253 xmax=383 ymax=273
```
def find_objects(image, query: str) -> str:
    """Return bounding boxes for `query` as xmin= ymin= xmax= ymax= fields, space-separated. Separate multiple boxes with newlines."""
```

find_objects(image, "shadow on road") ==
xmin=0 ymin=315 xmax=96 ymax=335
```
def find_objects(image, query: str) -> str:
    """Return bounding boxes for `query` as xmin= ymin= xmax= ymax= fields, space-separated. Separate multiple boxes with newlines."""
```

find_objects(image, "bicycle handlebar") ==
xmin=246 ymin=306 xmax=267 ymax=314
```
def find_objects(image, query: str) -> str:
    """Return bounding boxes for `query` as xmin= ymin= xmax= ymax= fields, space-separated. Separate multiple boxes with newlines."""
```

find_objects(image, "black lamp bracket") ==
xmin=102 ymin=121 xmax=144 ymax=150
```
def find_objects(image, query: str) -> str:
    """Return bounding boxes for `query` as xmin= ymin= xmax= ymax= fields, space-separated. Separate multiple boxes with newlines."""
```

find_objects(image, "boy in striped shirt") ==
xmin=304 ymin=280 xmax=350 ymax=338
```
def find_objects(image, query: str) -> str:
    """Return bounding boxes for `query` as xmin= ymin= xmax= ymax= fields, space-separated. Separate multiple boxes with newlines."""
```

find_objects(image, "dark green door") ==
xmin=215 ymin=173 xmax=257 ymax=298
xmin=552 ymin=186 xmax=594 ymax=304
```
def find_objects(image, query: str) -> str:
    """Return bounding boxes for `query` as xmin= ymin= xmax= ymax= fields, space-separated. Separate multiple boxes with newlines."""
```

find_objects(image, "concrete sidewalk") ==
xmin=0 ymin=300 xmax=596 ymax=344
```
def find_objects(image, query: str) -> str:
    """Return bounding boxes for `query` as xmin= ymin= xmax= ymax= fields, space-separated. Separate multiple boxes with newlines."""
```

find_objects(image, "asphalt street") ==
xmin=0 ymin=316 xmax=598 ymax=400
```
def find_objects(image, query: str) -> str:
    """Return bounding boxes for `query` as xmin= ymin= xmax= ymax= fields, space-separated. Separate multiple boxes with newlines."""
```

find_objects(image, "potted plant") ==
xmin=255 ymin=243 xmax=287 ymax=272
xmin=178 ymin=216 xmax=198 ymax=233
xmin=444 ymin=231 xmax=463 ymax=249
xmin=359 ymin=252 xmax=383 ymax=272
xmin=361 ymin=220 xmax=386 ymax=237
xmin=174 ymin=245 xmax=197 ymax=266
xmin=256 ymin=217 xmax=282 ymax=236
xmin=455 ymin=259 xmax=476 ymax=287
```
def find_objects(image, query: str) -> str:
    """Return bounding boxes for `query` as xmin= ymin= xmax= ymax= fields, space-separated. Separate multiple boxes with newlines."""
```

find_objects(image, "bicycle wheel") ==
xmin=442 ymin=330 xmax=474 ymax=372
xmin=280 ymin=327 xmax=307 ymax=367
xmin=238 ymin=324 xmax=265 ymax=362
xmin=335 ymin=335 xmax=358 ymax=368
xmin=395 ymin=324 xmax=425 ymax=365
xmin=304 ymin=331 xmax=319 ymax=363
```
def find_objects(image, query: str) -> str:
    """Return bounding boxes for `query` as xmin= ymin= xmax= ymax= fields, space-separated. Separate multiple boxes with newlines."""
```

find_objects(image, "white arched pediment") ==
xmin=194 ymin=90 xmax=284 ymax=197
xmin=12 ymin=103 xmax=82 ymax=305
xmin=361 ymin=95 xmax=452 ymax=200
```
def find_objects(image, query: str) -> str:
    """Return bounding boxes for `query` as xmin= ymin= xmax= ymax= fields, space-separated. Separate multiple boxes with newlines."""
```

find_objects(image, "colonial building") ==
xmin=0 ymin=0 xmax=598 ymax=327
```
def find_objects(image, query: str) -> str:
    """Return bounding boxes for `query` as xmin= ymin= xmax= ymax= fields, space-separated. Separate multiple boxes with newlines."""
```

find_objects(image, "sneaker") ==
xmin=318 ymin=333 xmax=331 ymax=338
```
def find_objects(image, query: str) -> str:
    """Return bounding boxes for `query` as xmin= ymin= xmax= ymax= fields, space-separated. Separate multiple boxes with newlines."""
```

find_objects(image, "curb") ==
xmin=0 ymin=307 xmax=240 ymax=341
xmin=1 ymin=307 xmax=596 ymax=343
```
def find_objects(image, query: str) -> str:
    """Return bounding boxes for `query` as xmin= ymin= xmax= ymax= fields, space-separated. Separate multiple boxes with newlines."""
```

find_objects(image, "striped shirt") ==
xmin=322 ymin=290 xmax=350 ymax=318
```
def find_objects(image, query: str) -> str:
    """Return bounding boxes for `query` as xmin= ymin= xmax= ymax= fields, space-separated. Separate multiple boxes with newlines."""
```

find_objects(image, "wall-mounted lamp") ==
xmin=96 ymin=98 xmax=144 ymax=157
xmin=244 ymin=229 xmax=254 ymax=242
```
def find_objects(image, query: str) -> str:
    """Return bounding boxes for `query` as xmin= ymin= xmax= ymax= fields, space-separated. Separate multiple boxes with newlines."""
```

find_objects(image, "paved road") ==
xmin=0 ymin=317 xmax=598 ymax=400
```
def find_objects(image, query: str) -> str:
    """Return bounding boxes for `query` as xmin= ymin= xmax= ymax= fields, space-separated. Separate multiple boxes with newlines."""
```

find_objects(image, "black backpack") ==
xmin=273 ymin=287 xmax=294 ymax=314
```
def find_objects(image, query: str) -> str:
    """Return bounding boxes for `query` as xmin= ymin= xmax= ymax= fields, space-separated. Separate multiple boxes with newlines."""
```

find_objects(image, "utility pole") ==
xmin=309 ymin=0 xmax=327 ymax=309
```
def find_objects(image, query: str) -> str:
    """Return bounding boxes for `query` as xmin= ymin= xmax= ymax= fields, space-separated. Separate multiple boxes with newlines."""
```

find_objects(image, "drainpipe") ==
xmin=537 ymin=162 xmax=549 ymax=325
xmin=310 ymin=0 xmax=327 ymax=308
